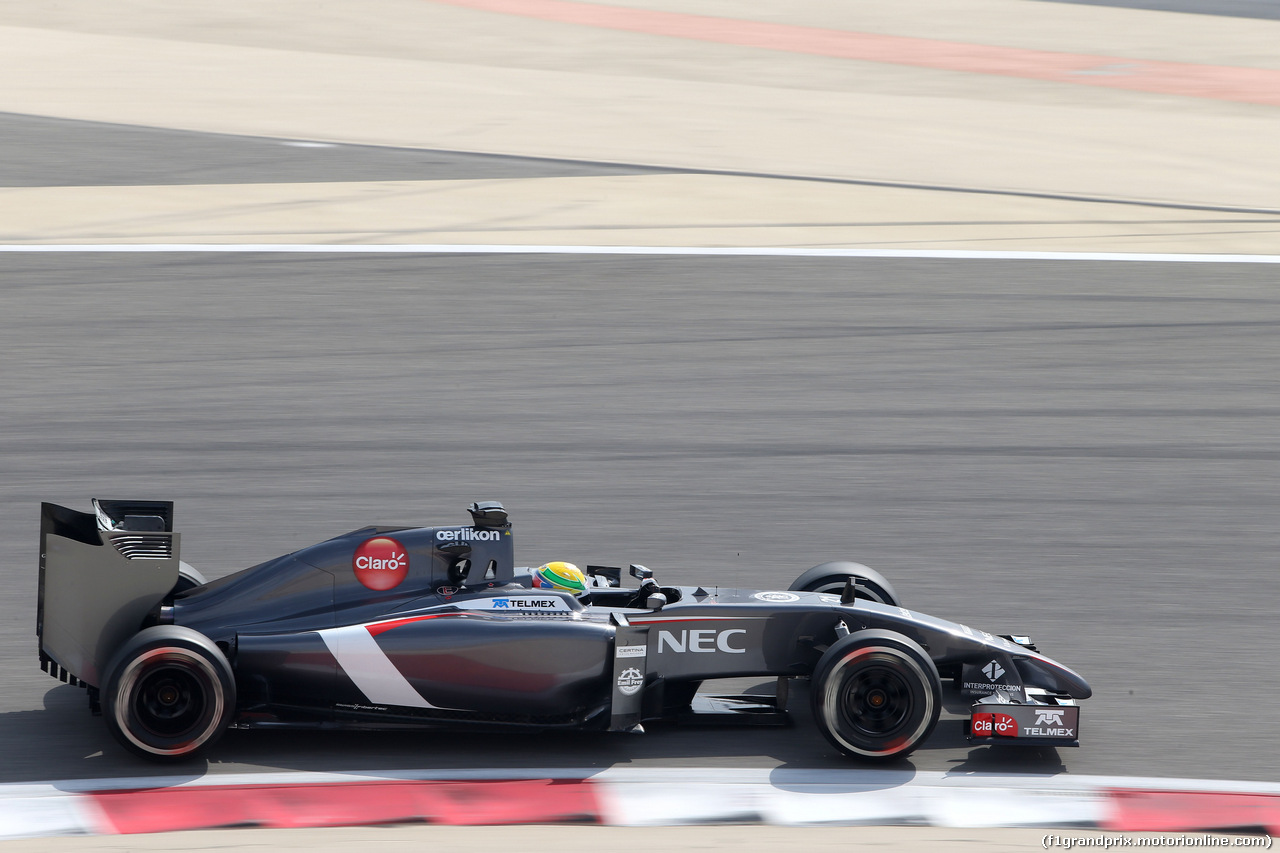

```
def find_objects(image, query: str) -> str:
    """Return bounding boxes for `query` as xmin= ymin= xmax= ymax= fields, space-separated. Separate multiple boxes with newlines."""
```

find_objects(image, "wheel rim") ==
xmin=114 ymin=648 xmax=224 ymax=756
xmin=837 ymin=664 xmax=913 ymax=738
xmin=821 ymin=647 xmax=934 ymax=757
xmin=133 ymin=664 xmax=206 ymax=739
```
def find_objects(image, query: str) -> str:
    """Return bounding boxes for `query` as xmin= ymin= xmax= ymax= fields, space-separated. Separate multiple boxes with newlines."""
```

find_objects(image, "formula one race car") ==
xmin=37 ymin=499 xmax=1090 ymax=762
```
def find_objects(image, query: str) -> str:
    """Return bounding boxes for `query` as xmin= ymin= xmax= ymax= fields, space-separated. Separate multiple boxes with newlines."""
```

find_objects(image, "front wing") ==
xmin=968 ymin=697 xmax=1081 ymax=747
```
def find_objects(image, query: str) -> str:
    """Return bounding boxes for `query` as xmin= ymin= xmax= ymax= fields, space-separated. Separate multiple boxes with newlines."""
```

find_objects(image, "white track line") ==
xmin=1 ymin=245 xmax=1279 ymax=262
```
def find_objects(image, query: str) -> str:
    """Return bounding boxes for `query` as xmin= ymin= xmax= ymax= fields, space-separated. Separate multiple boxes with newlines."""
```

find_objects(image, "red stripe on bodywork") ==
xmin=366 ymin=613 xmax=454 ymax=637
xmin=628 ymin=617 xmax=761 ymax=625
xmin=90 ymin=779 xmax=602 ymax=834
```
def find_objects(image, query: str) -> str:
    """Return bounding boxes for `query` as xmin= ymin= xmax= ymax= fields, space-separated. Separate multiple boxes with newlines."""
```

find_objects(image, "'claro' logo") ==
xmin=353 ymin=537 xmax=409 ymax=591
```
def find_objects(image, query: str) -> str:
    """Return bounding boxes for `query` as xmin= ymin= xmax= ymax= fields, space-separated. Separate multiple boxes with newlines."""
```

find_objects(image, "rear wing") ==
xmin=38 ymin=500 xmax=180 ymax=688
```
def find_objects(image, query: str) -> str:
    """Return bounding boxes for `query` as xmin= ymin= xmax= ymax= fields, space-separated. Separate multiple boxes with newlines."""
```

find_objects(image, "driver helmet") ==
xmin=532 ymin=561 xmax=589 ymax=599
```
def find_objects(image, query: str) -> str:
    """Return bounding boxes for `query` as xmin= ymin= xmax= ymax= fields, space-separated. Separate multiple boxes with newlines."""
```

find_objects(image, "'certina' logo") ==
xmin=353 ymin=537 xmax=409 ymax=591
xmin=982 ymin=660 xmax=1005 ymax=681
xmin=657 ymin=629 xmax=747 ymax=654
xmin=1034 ymin=709 xmax=1066 ymax=726
xmin=436 ymin=528 xmax=502 ymax=542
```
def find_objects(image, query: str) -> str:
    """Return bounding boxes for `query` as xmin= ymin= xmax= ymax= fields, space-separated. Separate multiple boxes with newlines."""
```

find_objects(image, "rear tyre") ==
xmin=162 ymin=561 xmax=208 ymax=605
xmin=102 ymin=625 xmax=235 ymax=761
xmin=789 ymin=561 xmax=901 ymax=607
xmin=810 ymin=629 xmax=940 ymax=761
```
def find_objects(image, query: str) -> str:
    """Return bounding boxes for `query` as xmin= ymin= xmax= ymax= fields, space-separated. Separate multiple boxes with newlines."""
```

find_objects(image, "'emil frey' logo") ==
xmin=353 ymin=537 xmax=409 ymax=591
xmin=616 ymin=667 xmax=644 ymax=696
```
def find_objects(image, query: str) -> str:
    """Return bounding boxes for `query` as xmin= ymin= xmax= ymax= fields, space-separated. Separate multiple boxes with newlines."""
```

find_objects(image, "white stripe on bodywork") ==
xmin=316 ymin=624 xmax=436 ymax=709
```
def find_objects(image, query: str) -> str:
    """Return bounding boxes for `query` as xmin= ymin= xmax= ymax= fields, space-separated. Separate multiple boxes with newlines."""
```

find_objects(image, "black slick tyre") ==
xmin=789 ymin=561 xmax=902 ymax=607
xmin=162 ymin=561 xmax=208 ymax=605
xmin=101 ymin=625 xmax=235 ymax=761
xmin=810 ymin=629 xmax=941 ymax=761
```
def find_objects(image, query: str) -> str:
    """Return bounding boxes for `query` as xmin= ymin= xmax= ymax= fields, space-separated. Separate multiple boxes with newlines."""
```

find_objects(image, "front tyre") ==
xmin=102 ymin=626 xmax=235 ymax=761
xmin=811 ymin=629 xmax=940 ymax=761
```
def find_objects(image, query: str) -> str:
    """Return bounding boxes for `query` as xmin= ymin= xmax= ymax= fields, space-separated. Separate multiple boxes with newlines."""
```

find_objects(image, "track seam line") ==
xmin=2 ymin=245 xmax=1280 ymax=262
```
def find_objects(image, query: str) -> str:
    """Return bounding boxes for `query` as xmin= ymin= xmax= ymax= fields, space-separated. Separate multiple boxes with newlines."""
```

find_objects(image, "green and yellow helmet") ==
xmin=532 ymin=561 xmax=589 ymax=598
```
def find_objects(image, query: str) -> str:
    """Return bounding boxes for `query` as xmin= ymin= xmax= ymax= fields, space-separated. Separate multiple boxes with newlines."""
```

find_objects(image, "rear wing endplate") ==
xmin=38 ymin=500 xmax=180 ymax=688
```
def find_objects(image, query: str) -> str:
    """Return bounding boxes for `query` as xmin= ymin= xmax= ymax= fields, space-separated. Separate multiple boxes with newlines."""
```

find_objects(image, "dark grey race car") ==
xmin=37 ymin=499 xmax=1090 ymax=762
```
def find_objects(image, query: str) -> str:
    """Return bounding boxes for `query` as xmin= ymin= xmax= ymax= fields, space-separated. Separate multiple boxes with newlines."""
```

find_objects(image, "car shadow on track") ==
xmin=0 ymin=685 xmax=212 ymax=784
xmin=3 ymin=682 xmax=1068 ymax=786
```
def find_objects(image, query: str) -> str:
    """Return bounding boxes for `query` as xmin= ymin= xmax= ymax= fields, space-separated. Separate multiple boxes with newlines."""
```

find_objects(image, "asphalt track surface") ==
xmin=0 ymin=112 xmax=671 ymax=188
xmin=2 ymin=247 xmax=1279 ymax=785
xmin=1039 ymin=0 xmax=1280 ymax=20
